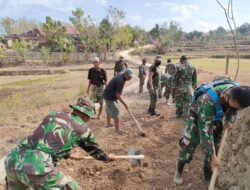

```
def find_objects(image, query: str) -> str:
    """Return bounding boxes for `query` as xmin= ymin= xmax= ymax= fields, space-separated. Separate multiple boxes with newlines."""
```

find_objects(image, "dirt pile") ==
xmin=217 ymin=107 xmax=250 ymax=190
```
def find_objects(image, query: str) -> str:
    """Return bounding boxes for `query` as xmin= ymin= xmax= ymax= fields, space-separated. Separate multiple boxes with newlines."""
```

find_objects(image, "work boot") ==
xmin=173 ymin=161 xmax=185 ymax=184
xmin=150 ymin=111 xmax=160 ymax=116
xmin=148 ymin=108 xmax=153 ymax=114
xmin=204 ymin=161 xmax=212 ymax=186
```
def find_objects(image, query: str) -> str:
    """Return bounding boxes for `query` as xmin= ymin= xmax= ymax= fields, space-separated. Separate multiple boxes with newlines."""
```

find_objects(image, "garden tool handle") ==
xmin=127 ymin=109 xmax=144 ymax=133
xmin=83 ymin=155 xmax=145 ymax=160
xmin=209 ymin=128 xmax=228 ymax=190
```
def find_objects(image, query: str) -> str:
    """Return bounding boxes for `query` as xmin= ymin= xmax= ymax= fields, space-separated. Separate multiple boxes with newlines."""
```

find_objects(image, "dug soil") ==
xmin=0 ymin=59 xmax=249 ymax=189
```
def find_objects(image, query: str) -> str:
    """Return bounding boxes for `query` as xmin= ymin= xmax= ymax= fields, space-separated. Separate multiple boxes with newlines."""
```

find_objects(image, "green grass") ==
xmin=160 ymin=57 xmax=250 ymax=75
xmin=0 ymin=73 xmax=71 ymax=89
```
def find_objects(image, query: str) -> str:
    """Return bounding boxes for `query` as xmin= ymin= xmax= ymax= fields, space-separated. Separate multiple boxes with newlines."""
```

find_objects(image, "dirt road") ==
xmin=1 ymin=46 xmax=248 ymax=189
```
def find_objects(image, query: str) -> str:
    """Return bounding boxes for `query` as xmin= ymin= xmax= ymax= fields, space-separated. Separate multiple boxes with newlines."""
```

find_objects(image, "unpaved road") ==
xmin=0 ymin=46 xmax=249 ymax=189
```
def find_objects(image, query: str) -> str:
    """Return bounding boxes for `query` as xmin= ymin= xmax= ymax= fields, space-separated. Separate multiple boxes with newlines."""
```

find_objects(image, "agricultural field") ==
xmin=0 ymin=47 xmax=249 ymax=189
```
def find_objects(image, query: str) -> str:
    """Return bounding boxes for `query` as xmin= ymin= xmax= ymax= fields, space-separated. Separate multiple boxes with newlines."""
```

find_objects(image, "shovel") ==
xmin=127 ymin=109 xmax=146 ymax=137
xmin=71 ymin=148 xmax=144 ymax=166
xmin=209 ymin=128 xmax=228 ymax=190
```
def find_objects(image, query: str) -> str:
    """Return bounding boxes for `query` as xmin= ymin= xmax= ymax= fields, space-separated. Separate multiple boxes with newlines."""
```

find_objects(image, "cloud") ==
xmin=169 ymin=4 xmax=199 ymax=19
xmin=128 ymin=15 xmax=142 ymax=21
xmin=147 ymin=18 xmax=169 ymax=24
xmin=0 ymin=0 xmax=77 ymax=13
xmin=95 ymin=0 xmax=108 ymax=6
xmin=195 ymin=20 xmax=219 ymax=31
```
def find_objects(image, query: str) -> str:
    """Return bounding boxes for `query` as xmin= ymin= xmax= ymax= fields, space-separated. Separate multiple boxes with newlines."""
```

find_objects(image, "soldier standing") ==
xmin=147 ymin=56 xmax=161 ymax=116
xmin=114 ymin=56 xmax=128 ymax=76
xmin=174 ymin=55 xmax=197 ymax=118
xmin=87 ymin=57 xmax=107 ymax=119
xmin=173 ymin=83 xmax=250 ymax=185
xmin=138 ymin=58 xmax=147 ymax=93
xmin=165 ymin=59 xmax=176 ymax=104
xmin=5 ymin=98 xmax=115 ymax=189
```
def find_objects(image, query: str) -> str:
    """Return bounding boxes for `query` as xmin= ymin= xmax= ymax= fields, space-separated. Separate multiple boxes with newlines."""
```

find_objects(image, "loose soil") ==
xmin=0 ymin=53 xmax=249 ymax=189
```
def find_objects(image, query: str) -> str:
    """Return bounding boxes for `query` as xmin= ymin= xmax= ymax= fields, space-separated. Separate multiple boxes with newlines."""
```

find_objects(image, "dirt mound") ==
xmin=217 ymin=107 xmax=250 ymax=190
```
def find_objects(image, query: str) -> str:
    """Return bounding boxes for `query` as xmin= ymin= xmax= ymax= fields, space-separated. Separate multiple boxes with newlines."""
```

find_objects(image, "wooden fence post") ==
xmin=225 ymin=55 xmax=229 ymax=75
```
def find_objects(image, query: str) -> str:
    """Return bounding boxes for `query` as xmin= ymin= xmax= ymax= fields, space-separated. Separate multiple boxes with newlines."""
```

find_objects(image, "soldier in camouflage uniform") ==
xmin=173 ymin=84 xmax=250 ymax=185
xmin=174 ymin=55 xmax=197 ymax=118
xmin=158 ymin=73 xmax=171 ymax=102
xmin=114 ymin=56 xmax=128 ymax=76
xmin=147 ymin=56 xmax=161 ymax=116
xmin=138 ymin=58 xmax=147 ymax=93
xmin=5 ymin=98 xmax=114 ymax=190
xmin=165 ymin=59 xmax=176 ymax=104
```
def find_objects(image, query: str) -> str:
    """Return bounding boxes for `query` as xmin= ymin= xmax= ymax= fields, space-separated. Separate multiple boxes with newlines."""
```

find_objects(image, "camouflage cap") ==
xmin=70 ymin=98 xmax=95 ymax=117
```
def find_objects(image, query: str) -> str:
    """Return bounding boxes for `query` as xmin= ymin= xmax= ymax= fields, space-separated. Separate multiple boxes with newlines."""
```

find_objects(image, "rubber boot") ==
xmin=148 ymin=108 xmax=153 ymax=115
xmin=173 ymin=161 xmax=185 ymax=184
xmin=204 ymin=161 xmax=212 ymax=186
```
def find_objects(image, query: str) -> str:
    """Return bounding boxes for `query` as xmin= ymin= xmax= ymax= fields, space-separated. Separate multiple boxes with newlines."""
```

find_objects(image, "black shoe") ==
xmin=204 ymin=161 xmax=212 ymax=184
xmin=173 ymin=161 xmax=185 ymax=184
xmin=151 ymin=111 xmax=160 ymax=116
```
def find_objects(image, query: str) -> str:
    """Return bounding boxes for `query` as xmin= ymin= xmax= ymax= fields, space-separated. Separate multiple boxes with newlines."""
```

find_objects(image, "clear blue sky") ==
xmin=0 ymin=0 xmax=249 ymax=32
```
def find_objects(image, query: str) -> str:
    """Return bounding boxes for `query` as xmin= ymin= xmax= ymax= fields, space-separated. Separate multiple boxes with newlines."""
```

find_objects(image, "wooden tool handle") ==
xmin=83 ymin=155 xmax=145 ymax=160
xmin=127 ymin=109 xmax=144 ymax=132
xmin=209 ymin=128 xmax=228 ymax=190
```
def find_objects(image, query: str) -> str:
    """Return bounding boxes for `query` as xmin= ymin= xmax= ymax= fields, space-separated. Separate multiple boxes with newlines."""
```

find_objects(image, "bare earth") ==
xmin=0 ymin=53 xmax=249 ymax=189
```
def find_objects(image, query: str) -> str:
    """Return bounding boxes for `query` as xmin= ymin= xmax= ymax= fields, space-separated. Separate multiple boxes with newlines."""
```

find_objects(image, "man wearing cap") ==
xmin=138 ymin=58 xmax=147 ymax=93
xmin=87 ymin=57 xmax=107 ymax=119
xmin=5 ymin=98 xmax=115 ymax=189
xmin=103 ymin=68 xmax=133 ymax=135
xmin=114 ymin=56 xmax=128 ymax=76
xmin=173 ymin=55 xmax=197 ymax=118
xmin=147 ymin=56 xmax=162 ymax=116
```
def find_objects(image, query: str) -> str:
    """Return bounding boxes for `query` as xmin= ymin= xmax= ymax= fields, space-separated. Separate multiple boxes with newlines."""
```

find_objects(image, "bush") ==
xmin=40 ymin=46 xmax=51 ymax=65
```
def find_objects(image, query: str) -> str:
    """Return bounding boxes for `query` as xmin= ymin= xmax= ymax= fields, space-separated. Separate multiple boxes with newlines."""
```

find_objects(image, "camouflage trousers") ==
xmin=159 ymin=82 xmax=171 ymax=100
xmin=175 ymin=89 xmax=192 ymax=117
xmin=147 ymin=85 xmax=158 ymax=113
xmin=139 ymin=76 xmax=145 ymax=93
xmin=178 ymin=111 xmax=222 ymax=165
xmin=5 ymin=145 xmax=80 ymax=190
xmin=91 ymin=85 xmax=104 ymax=104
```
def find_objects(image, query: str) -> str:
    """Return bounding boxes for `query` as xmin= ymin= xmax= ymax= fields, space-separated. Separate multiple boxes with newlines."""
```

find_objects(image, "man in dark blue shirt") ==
xmin=103 ymin=68 xmax=133 ymax=135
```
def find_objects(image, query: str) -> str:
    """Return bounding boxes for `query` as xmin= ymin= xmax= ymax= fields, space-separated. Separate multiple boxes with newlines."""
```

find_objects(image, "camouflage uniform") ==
xmin=174 ymin=63 xmax=197 ymax=117
xmin=5 ymin=99 xmax=108 ymax=190
xmin=178 ymin=83 xmax=236 ymax=180
xmin=158 ymin=73 xmax=171 ymax=100
xmin=147 ymin=64 xmax=160 ymax=114
xmin=114 ymin=60 xmax=127 ymax=76
xmin=165 ymin=62 xmax=176 ymax=102
xmin=138 ymin=63 xmax=146 ymax=93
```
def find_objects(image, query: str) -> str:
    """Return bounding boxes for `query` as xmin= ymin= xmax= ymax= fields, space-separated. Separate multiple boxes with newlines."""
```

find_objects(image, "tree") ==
xmin=149 ymin=24 xmax=160 ymax=41
xmin=114 ymin=25 xmax=133 ymax=48
xmin=186 ymin=30 xmax=203 ymax=41
xmin=40 ymin=46 xmax=51 ymax=65
xmin=216 ymin=0 xmax=240 ymax=81
xmin=42 ymin=16 xmax=68 ymax=51
xmin=0 ymin=17 xmax=38 ymax=35
xmin=70 ymin=8 xmax=99 ymax=52
xmin=12 ymin=40 xmax=37 ymax=63
xmin=106 ymin=6 xmax=126 ymax=56
xmin=215 ymin=26 xmax=227 ymax=39
xmin=130 ymin=26 xmax=147 ymax=46
xmin=237 ymin=22 xmax=250 ymax=35
xmin=0 ymin=17 xmax=16 ymax=35
xmin=107 ymin=6 xmax=125 ymax=28
xmin=42 ymin=16 xmax=75 ymax=65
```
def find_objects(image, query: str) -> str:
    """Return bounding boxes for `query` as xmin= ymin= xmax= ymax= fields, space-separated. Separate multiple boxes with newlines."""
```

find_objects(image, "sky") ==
xmin=0 ymin=0 xmax=250 ymax=32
